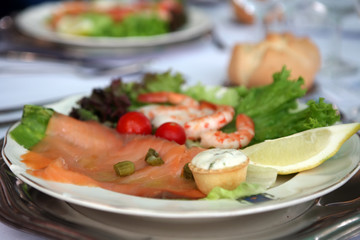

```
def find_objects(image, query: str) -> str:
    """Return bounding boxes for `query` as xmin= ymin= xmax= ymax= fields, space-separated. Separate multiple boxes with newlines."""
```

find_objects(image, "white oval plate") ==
xmin=2 ymin=95 xmax=360 ymax=219
xmin=15 ymin=2 xmax=213 ymax=48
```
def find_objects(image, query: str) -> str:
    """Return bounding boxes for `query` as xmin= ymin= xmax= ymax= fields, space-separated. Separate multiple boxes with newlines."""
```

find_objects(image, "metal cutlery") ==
xmin=0 ymin=95 xmax=73 ymax=126
xmin=0 ymin=48 xmax=150 ymax=76
xmin=209 ymin=30 xmax=227 ymax=50
xmin=1 ymin=14 xmax=152 ymax=76
xmin=0 ymin=110 xmax=22 ymax=127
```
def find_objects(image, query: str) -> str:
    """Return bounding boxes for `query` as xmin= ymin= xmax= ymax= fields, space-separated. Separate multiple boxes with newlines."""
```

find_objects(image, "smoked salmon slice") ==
xmin=21 ymin=113 xmax=206 ymax=199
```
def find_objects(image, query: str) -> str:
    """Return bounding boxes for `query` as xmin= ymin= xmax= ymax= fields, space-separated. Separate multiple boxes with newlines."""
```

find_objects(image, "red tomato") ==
xmin=116 ymin=112 xmax=152 ymax=135
xmin=155 ymin=122 xmax=186 ymax=145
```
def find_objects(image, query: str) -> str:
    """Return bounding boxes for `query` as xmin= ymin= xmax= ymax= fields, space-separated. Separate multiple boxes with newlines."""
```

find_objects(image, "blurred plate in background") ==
xmin=15 ymin=2 xmax=213 ymax=48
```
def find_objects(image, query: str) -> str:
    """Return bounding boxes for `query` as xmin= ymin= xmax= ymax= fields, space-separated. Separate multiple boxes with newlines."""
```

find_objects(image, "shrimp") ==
xmin=137 ymin=92 xmax=199 ymax=107
xmin=139 ymin=105 xmax=211 ymax=127
xmin=184 ymin=105 xmax=235 ymax=140
xmin=137 ymin=92 xmax=211 ymax=127
xmin=137 ymin=92 xmax=248 ymax=148
xmin=199 ymin=114 xmax=255 ymax=149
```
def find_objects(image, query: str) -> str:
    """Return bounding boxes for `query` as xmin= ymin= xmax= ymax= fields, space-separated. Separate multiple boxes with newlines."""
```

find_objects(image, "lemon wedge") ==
xmin=242 ymin=123 xmax=360 ymax=175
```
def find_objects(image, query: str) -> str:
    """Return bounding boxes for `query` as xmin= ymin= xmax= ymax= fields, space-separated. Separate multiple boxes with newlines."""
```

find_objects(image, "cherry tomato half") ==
xmin=155 ymin=122 xmax=186 ymax=145
xmin=116 ymin=112 xmax=152 ymax=135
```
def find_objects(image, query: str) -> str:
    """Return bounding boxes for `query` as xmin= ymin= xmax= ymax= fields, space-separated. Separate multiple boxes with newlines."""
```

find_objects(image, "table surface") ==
xmin=1 ymin=1 xmax=360 ymax=239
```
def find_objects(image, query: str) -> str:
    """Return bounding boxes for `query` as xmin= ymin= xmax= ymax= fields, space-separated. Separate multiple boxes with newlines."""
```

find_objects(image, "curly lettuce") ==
xmin=222 ymin=66 xmax=340 ymax=144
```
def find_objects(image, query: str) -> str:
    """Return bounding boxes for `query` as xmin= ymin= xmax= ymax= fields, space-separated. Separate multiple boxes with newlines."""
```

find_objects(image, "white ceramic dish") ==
xmin=2 ymin=95 xmax=360 ymax=219
xmin=15 ymin=2 xmax=213 ymax=48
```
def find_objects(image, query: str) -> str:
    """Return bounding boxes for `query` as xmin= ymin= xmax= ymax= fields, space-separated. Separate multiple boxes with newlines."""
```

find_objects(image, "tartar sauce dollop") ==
xmin=191 ymin=148 xmax=248 ymax=170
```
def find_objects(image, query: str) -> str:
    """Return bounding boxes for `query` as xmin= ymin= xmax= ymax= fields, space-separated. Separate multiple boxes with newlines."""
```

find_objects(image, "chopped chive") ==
xmin=145 ymin=148 xmax=164 ymax=166
xmin=209 ymin=161 xmax=215 ymax=170
xmin=114 ymin=161 xmax=135 ymax=177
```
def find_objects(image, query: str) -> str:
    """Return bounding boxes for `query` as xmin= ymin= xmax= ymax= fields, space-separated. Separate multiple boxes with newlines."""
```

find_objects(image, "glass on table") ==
xmin=231 ymin=0 xmax=282 ymax=38
xmin=281 ymin=0 xmax=358 ymax=78
xmin=316 ymin=0 xmax=358 ymax=77
xmin=278 ymin=1 xmax=360 ymax=123
xmin=317 ymin=0 xmax=360 ymax=121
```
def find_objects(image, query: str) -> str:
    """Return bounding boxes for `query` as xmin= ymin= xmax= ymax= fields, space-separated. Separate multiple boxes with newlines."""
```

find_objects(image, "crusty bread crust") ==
xmin=228 ymin=33 xmax=321 ymax=89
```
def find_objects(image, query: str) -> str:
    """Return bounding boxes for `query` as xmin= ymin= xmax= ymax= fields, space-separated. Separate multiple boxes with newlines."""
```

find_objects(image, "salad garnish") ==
xmin=8 ymin=67 xmax=344 ymax=200
xmin=49 ymin=0 xmax=187 ymax=37
xmin=114 ymin=161 xmax=135 ymax=177
xmin=70 ymin=67 xmax=340 ymax=146
xmin=145 ymin=148 xmax=164 ymax=166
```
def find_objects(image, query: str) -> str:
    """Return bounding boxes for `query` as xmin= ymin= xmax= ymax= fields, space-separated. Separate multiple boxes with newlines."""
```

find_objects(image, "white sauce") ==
xmin=191 ymin=148 xmax=248 ymax=170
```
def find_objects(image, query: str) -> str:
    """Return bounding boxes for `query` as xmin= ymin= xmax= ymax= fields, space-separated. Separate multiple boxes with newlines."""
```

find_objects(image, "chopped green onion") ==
xmin=114 ymin=161 xmax=135 ymax=177
xmin=145 ymin=148 xmax=164 ymax=166
xmin=182 ymin=163 xmax=194 ymax=180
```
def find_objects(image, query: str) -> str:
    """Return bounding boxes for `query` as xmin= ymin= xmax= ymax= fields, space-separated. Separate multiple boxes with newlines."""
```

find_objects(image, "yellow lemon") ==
xmin=242 ymin=123 xmax=360 ymax=175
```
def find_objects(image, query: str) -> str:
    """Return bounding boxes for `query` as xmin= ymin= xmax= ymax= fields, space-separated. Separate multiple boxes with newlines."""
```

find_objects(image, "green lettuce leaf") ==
xmin=204 ymin=182 xmax=265 ymax=200
xmin=10 ymin=105 xmax=54 ymax=149
xmin=183 ymin=83 xmax=248 ymax=107
xmin=111 ymin=13 xmax=168 ymax=37
xmin=251 ymin=98 xmax=340 ymax=143
xmin=142 ymin=70 xmax=185 ymax=93
xmin=222 ymin=66 xmax=340 ymax=144
xmin=235 ymin=66 xmax=306 ymax=117
xmin=60 ymin=12 xmax=168 ymax=37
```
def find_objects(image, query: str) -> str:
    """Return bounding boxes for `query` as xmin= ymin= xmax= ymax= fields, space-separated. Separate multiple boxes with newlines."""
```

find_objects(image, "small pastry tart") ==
xmin=188 ymin=149 xmax=249 ymax=195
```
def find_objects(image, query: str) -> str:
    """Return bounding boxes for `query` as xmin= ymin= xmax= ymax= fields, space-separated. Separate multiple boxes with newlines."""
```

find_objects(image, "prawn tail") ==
xmin=199 ymin=101 xmax=218 ymax=111
xmin=236 ymin=114 xmax=255 ymax=131
xmin=137 ymin=92 xmax=169 ymax=103
xmin=235 ymin=114 xmax=255 ymax=147
xmin=137 ymin=92 xmax=199 ymax=107
xmin=200 ymin=131 xmax=240 ymax=149
xmin=199 ymin=114 xmax=255 ymax=149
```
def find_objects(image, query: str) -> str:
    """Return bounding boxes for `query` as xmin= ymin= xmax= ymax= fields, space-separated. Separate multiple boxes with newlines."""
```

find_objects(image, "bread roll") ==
xmin=228 ymin=33 xmax=321 ymax=89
